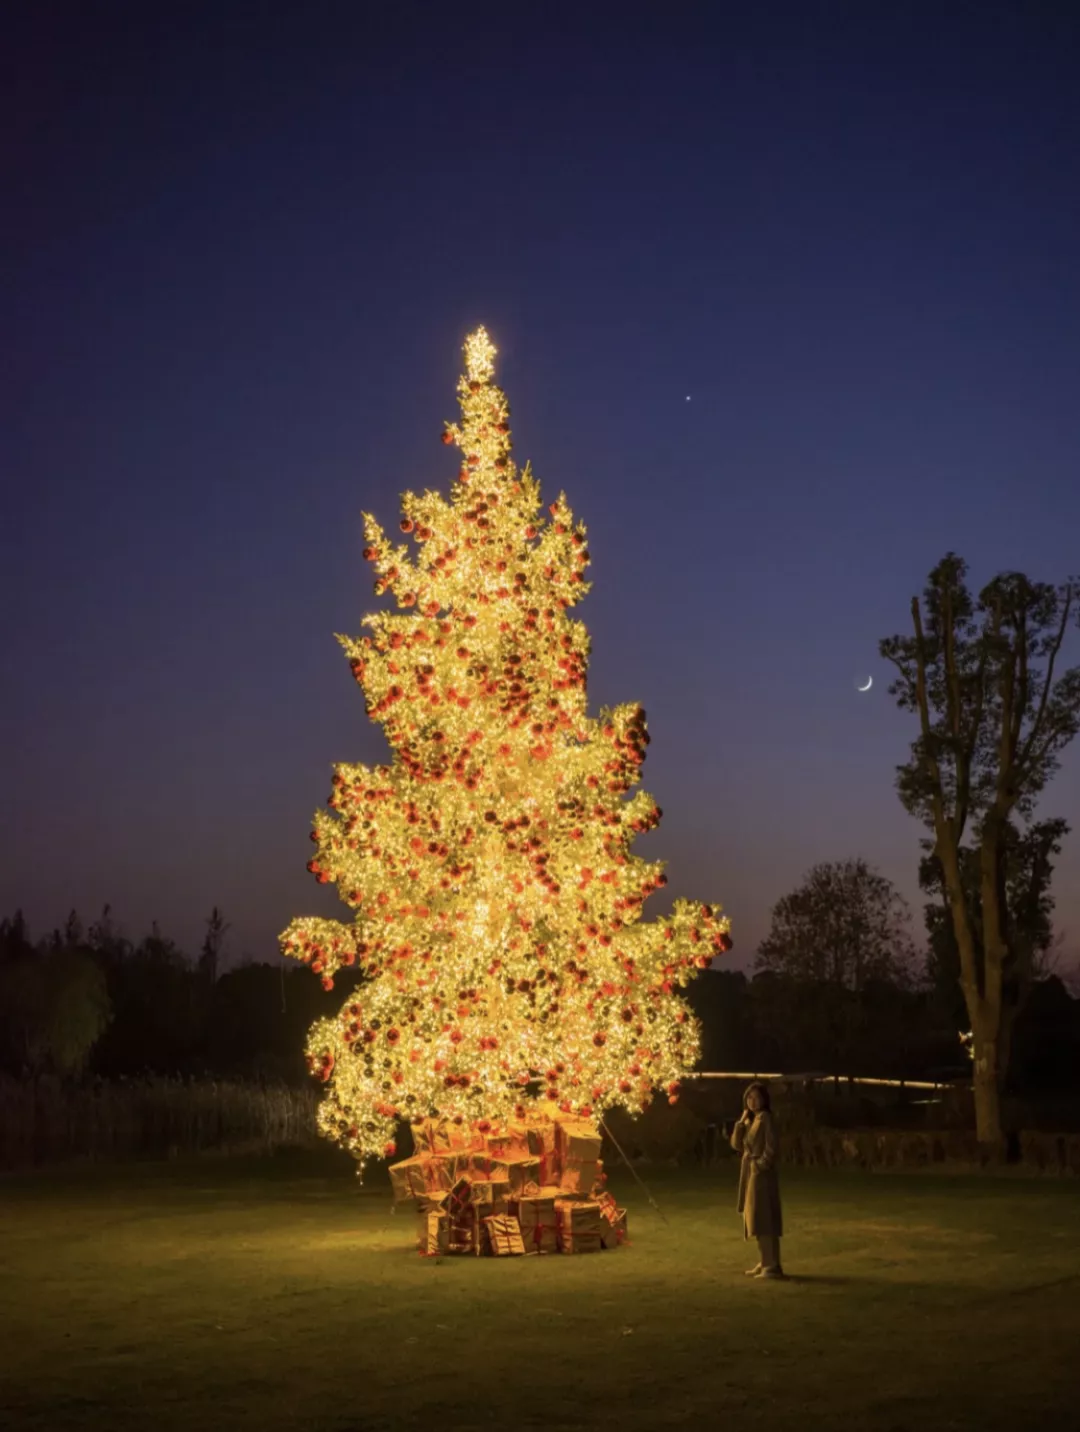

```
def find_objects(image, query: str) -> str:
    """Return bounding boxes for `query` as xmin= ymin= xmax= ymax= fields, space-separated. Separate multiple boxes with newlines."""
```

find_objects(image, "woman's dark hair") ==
xmin=743 ymin=1080 xmax=772 ymax=1112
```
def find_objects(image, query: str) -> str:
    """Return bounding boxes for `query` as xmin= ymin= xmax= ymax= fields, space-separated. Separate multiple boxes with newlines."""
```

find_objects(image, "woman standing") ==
xmin=730 ymin=1080 xmax=785 ymax=1279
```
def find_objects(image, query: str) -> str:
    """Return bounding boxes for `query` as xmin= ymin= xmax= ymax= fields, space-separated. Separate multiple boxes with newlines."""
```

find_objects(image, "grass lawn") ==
xmin=2 ymin=1150 xmax=1079 ymax=1432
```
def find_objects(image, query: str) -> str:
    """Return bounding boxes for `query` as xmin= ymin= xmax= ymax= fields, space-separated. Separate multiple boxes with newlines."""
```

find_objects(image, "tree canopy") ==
xmin=756 ymin=857 xmax=918 ymax=991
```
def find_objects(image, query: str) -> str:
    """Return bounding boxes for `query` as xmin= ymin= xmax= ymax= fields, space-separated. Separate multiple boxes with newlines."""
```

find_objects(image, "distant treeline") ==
xmin=0 ymin=907 xmax=354 ymax=1085
xmin=688 ymin=966 xmax=1080 ymax=1096
xmin=1 ymin=906 xmax=1078 ymax=1095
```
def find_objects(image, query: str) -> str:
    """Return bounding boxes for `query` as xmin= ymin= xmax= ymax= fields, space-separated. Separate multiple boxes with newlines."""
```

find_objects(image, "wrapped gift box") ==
xmin=447 ymin=1179 xmax=481 ymax=1255
xmin=525 ymin=1123 xmax=559 ymax=1184
xmin=556 ymin=1197 xmax=604 ymax=1254
xmin=417 ymin=1206 xmax=449 ymax=1256
xmin=470 ymin=1177 xmax=511 ymax=1211
xmin=448 ymin=1215 xmax=478 ymax=1255
xmin=484 ymin=1125 xmax=530 ymax=1160
xmin=595 ymin=1190 xmax=618 ymax=1221
xmin=556 ymin=1120 xmax=602 ymax=1166
xmin=467 ymin=1152 xmax=510 ymax=1180
xmin=483 ymin=1214 xmax=526 ymax=1256
xmin=558 ymin=1158 xmax=601 ymax=1196
xmin=415 ymin=1117 xmax=483 ymax=1156
xmin=388 ymin=1156 xmax=429 ymax=1202
xmin=599 ymin=1209 xmax=628 ymax=1248
xmin=412 ymin=1118 xmax=458 ymax=1156
xmin=448 ymin=1172 xmax=510 ymax=1213
xmin=509 ymin=1188 xmax=560 ymax=1254
xmin=504 ymin=1155 xmax=542 ymax=1197
xmin=421 ymin=1153 xmax=462 ymax=1194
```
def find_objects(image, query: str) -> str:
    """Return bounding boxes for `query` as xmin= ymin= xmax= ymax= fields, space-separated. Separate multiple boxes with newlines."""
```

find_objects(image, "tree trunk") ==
xmin=968 ymin=1014 xmax=1006 ymax=1155
xmin=973 ymin=820 xmax=1010 ymax=1157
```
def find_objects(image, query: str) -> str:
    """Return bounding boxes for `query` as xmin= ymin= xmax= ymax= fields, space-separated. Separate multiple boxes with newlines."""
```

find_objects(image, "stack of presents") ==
xmin=390 ymin=1112 xmax=629 ymax=1257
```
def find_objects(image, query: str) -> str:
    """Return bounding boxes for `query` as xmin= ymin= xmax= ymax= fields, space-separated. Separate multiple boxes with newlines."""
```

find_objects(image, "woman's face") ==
xmin=746 ymin=1088 xmax=763 ymax=1113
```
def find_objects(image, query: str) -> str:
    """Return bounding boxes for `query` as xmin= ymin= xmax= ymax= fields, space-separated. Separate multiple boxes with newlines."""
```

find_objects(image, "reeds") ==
xmin=0 ymin=1074 xmax=320 ymax=1170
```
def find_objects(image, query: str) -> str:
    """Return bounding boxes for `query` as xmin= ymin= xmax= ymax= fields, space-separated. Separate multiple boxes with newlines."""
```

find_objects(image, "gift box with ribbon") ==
xmin=410 ymin=1119 xmax=442 ymax=1157
xmin=484 ymin=1124 xmax=530 ymax=1160
xmin=599 ymin=1209 xmax=629 ymax=1248
xmin=482 ymin=1213 xmax=526 ymax=1256
xmin=468 ymin=1175 xmax=511 ymax=1211
xmin=388 ymin=1155 xmax=430 ymax=1203
xmin=555 ymin=1197 xmax=605 ymax=1253
xmin=557 ymin=1158 xmax=602 ymax=1197
xmin=556 ymin=1120 xmax=603 ymax=1166
xmin=417 ymin=1205 xmax=450 ymax=1256
xmin=447 ymin=1178 xmax=482 ymax=1255
xmin=504 ymin=1155 xmax=543 ymax=1197
xmin=420 ymin=1153 xmax=463 ymax=1194
xmin=509 ymin=1188 xmax=560 ymax=1254
xmin=414 ymin=1117 xmax=483 ymax=1157
xmin=467 ymin=1152 xmax=510 ymax=1181
xmin=525 ymin=1122 xmax=559 ymax=1185
xmin=595 ymin=1190 xmax=618 ymax=1221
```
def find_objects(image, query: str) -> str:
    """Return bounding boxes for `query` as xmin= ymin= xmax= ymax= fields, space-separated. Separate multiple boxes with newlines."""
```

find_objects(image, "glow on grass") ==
xmin=280 ymin=327 xmax=732 ymax=1170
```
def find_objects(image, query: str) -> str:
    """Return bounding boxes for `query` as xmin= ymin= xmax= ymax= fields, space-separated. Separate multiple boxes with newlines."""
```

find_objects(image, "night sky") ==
xmin=4 ymin=2 xmax=1079 ymax=974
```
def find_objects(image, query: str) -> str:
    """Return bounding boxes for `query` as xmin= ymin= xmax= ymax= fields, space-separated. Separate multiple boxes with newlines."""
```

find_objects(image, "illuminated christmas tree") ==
xmin=280 ymin=328 xmax=731 ymax=1172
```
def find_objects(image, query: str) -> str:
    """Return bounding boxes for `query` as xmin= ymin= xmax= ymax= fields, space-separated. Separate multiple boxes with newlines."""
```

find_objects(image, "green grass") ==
xmin=2 ymin=1151 xmax=1079 ymax=1432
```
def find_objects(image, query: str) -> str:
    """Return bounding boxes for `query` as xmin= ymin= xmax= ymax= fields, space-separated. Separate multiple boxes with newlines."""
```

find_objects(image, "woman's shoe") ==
xmin=743 ymin=1263 xmax=763 ymax=1276
xmin=755 ymin=1266 xmax=786 ymax=1280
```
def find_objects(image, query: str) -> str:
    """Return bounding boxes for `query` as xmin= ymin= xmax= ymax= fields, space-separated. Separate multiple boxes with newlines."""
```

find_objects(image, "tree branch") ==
xmin=1010 ymin=601 xmax=1029 ymax=762
xmin=944 ymin=584 xmax=977 ymax=841
xmin=881 ymin=650 xmax=917 ymax=704
xmin=911 ymin=598 xmax=950 ymax=841
xmin=1018 ymin=582 xmax=1074 ymax=777
xmin=995 ymin=622 xmax=1017 ymax=814
xmin=958 ymin=598 xmax=998 ymax=834
xmin=944 ymin=583 xmax=961 ymax=741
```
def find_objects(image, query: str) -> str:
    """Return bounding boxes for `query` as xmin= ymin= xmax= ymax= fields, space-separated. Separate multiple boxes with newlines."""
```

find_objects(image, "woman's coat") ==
xmin=730 ymin=1110 xmax=783 ymax=1239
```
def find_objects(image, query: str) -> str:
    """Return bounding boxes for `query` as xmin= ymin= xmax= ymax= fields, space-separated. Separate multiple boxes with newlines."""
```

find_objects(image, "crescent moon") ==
xmin=857 ymin=676 xmax=873 ymax=692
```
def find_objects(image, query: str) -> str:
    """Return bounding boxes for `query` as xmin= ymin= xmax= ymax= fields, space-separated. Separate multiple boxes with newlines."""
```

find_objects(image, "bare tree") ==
xmin=881 ymin=554 xmax=1080 ymax=1150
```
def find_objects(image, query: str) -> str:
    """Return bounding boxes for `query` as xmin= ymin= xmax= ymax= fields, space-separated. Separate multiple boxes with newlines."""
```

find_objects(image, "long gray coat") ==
xmin=731 ymin=1111 xmax=783 ymax=1239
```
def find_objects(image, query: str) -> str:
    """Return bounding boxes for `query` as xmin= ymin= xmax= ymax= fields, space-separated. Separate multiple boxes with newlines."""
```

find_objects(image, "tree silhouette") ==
xmin=753 ymin=858 xmax=918 ymax=1073
xmin=882 ymin=554 xmax=1080 ymax=1148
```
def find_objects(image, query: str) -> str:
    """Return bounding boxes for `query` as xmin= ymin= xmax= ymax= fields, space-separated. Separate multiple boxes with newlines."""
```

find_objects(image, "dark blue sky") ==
xmin=3 ymin=1 xmax=1079 ymax=972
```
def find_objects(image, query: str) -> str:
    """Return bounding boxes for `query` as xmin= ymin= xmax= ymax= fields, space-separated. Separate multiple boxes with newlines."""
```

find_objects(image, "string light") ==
xmin=280 ymin=327 xmax=732 ymax=1170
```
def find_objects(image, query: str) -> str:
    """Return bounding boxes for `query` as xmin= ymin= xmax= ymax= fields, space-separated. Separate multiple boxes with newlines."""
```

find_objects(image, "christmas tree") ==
xmin=280 ymin=328 xmax=731 ymax=1172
